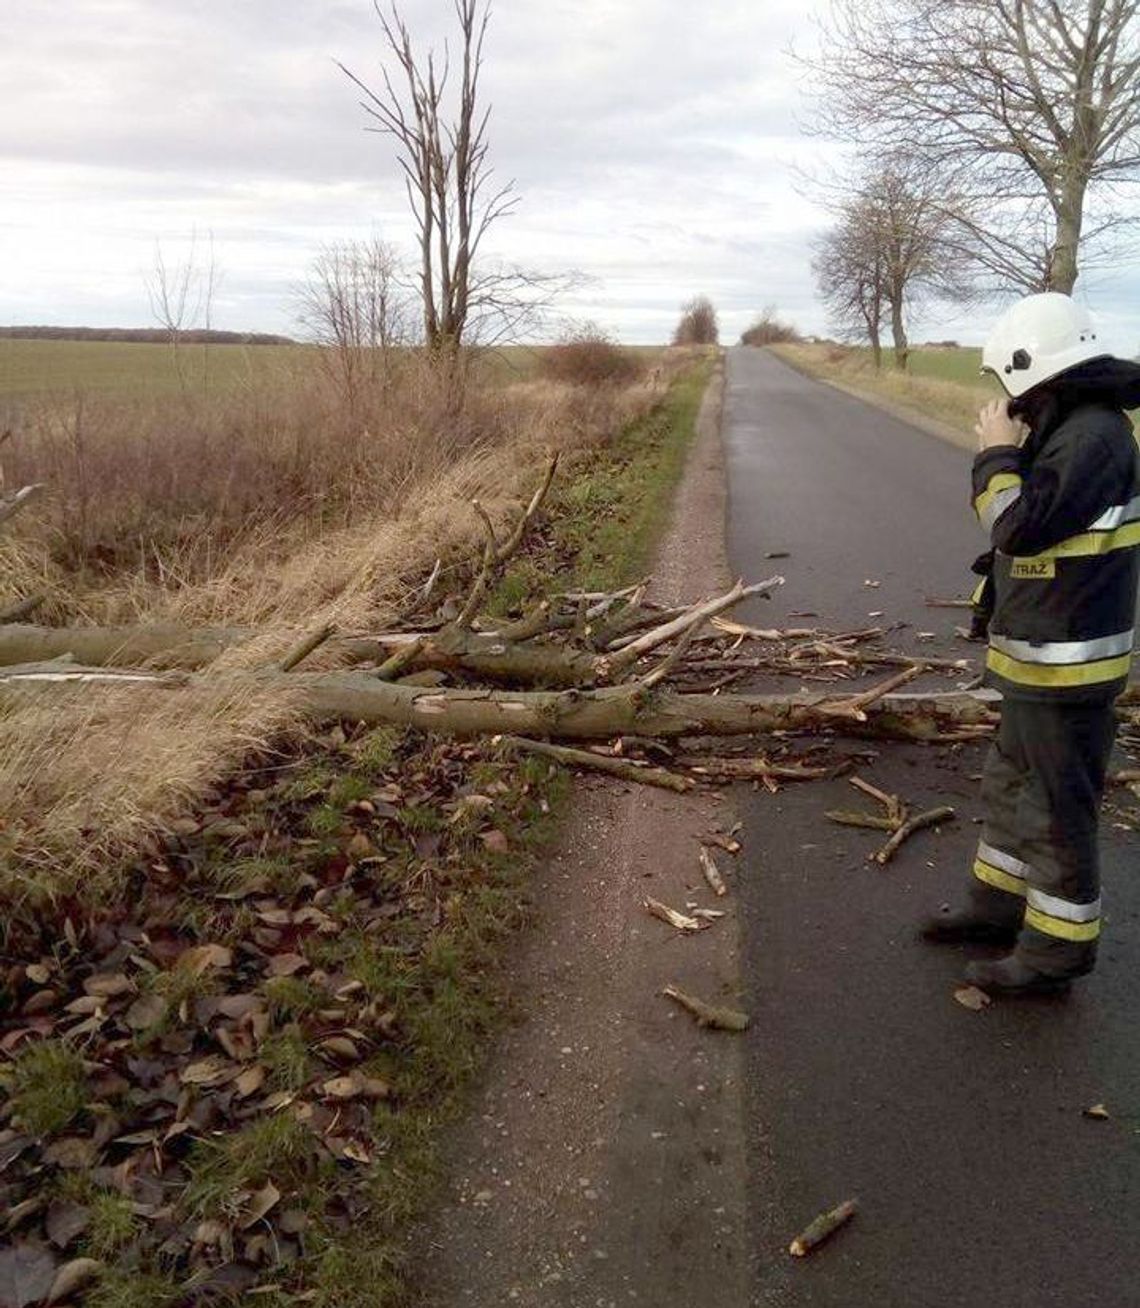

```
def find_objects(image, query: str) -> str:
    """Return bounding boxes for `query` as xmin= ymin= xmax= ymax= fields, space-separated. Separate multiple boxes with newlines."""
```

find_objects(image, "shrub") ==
xmin=740 ymin=306 xmax=801 ymax=347
xmin=672 ymin=296 xmax=718 ymax=346
xmin=539 ymin=325 xmax=644 ymax=387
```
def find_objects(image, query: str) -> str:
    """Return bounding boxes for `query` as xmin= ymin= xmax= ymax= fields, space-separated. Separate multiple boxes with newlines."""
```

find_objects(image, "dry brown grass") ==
xmin=771 ymin=342 xmax=988 ymax=448
xmin=0 ymin=350 xmax=668 ymax=906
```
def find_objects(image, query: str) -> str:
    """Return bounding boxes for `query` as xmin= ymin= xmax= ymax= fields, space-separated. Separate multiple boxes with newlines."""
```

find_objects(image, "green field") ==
xmin=0 ymin=337 xmax=304 ymax=399
xmin=906 ymin=345 xmax=985 ymax=385
xmin=0 ymin=339 xmax=669 ymax=401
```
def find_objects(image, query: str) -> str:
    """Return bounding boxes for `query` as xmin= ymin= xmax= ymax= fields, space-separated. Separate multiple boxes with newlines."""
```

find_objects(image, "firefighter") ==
xmin=922 ymin=292 xmax=1140 ymax=993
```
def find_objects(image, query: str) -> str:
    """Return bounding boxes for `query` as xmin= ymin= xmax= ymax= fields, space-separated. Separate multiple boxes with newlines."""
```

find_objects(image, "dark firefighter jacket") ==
xmin=971 ymin=357 xmax=1140 ymax=702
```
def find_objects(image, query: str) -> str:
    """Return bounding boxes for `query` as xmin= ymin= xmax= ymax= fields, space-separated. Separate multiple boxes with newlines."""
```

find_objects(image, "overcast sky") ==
xmin=3 ymin=1 xmax=1139 ymax=346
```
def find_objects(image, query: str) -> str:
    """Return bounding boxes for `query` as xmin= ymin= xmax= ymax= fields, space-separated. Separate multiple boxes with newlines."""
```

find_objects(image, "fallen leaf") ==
xmin=317 ymin=1037 xmax=360 ymax=1063
xmin=238 ymin=1181 xmax=281 ymax=1230
xmin=82 ymin=973 xmax=132 ymax=999
xmin=42 ymin=1138 xmax=97 ymax=1170
xmin=234 ymin=1066 xmax=267 ymax=1099
xmin=63 ymin=997 xmax=102 ymax=1017
xmin=294 ymin=907 xmax=339 ymax=934
xmin=346 ymin=833 xmax=373 ymax=861
xmin=341 ymin=1140 xmax=372 ymax=1165
xmin=479 ymin=829 xmax=510 ymax=855
xmin=124 ymin=994 xmax=166 ymax=1031
xmin=4 ymin=1199 xmax=45 ymax=1233
xmin=178 ymin=944 xmax=233 ymax=976
xmin=216 ymin=994 xmax=262 ymax=1021
xmin=256 ymin=909 xmax=293 ymax=928
xmin=266 ymin=953 xmax=309 ymax=981
xmin=0 ymin=1242 xmax=58 ymax=1308
xmin=24 ymin=964 xmax=51 ymax=986
xmin=42 ymin=1204 xmax=90 ymax=1252
xmin=180 ymin=1057 xmax=240 ymax=1088
xmin=953 ymin=985 xmax=992 ymax=1012
xmin=21 ymin=990 xmax=59 ymax=1016
xmin=184 ymin=1263 xmax=258 ymax=1303
xmin=45 ymin=1258 xmax=102 ymax=1305
xmin=1083 ymin=1103 xmax=1110 ymax=1120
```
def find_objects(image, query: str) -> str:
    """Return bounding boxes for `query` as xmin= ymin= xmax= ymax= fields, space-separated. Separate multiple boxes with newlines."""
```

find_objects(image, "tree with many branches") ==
xmin=814 ymin=161 xmax=961 ymax=368
xmin=808 ymin=0 xmax=1140 ymax=293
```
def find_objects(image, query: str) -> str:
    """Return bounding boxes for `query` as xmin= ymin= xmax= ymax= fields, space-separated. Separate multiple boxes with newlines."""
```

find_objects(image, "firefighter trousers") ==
xmin=968 ymin=698 xmax=1117 ymax=977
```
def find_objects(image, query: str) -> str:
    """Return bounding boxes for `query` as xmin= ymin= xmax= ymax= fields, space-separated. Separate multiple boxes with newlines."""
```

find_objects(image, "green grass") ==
xmin=0 ymin=337 xmax=301 ymax=399
xmin=488 ymin=352 xmax=714 ymax=613
xmin=0 ymin=338 xmax=667 ymax=401
xmin=3 ymin=1039 xmax=88 ymax=1136
xmin=905 ymin=345 xmax=984 ymax=384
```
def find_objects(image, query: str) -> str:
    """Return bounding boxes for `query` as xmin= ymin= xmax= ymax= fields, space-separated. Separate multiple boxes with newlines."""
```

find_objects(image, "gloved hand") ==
xmin=969 ymin=550 xmax=994 ymax=641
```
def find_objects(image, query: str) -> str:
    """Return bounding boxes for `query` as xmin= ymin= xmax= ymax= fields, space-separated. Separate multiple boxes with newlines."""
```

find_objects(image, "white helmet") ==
xmin=981 ymin=292 xmax=1106 ymax=397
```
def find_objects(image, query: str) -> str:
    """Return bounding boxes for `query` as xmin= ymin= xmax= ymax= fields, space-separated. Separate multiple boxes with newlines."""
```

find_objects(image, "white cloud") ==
xmin=3 ymin=1 xmax=1138 ymax=345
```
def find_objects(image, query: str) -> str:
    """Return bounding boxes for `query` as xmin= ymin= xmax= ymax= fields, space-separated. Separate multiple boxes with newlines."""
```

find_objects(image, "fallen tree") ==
xmin=12 ymin=453 xmax=1137 ymax=806
xmin=0 ymin=660 xmax=1001 ymax=743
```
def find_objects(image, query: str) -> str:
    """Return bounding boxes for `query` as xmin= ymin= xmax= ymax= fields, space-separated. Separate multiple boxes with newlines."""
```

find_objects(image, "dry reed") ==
xmin=0 ymin=350 xmax=665 ymax=904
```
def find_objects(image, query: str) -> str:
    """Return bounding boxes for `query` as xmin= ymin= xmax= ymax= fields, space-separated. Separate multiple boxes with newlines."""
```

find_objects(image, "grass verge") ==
xmin=770 ymin=342 xmax=996 ymax=450
xmin=0 ymin=354 xmax=715 ymax=1307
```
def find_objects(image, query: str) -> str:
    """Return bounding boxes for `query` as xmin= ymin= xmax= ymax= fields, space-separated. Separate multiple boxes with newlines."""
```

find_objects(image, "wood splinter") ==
xmin=788 ymin=1198 xmax=859 ymax=1257
xmin=699 ymin=845 xmax=728 ymax=898
xmin=661 ymin=984 xmax=749 ymax=1032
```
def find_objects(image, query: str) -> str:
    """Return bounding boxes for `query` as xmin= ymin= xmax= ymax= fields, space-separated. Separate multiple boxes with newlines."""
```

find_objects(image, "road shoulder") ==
xmin=414 ymin=361 xmax=752 ymax=1307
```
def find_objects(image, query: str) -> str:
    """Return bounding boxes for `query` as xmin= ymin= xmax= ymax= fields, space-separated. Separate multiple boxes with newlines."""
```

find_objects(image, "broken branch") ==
xmin=871 ymin=806 xmax=957 ymax=865
xmin=495 ymin=735 xmax=693 ymax=793
xmin=661 ymin=984 xmax=749 ymax=1032
xmin=789 ymin=1199 xmax=858 ymax=1257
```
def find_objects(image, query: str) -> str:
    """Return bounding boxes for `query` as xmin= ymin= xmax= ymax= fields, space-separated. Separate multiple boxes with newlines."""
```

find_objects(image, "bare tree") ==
xmin=295 ymin=238 xmax=409 ymax=405
xmin=339 ymin=1 xmax=521 ymax=352
xmin=144 ymin=231 xmax=222 ymax=392
xmin=814 ymin=219 xmax=887 ymax=368
xmin=808 ymin=0 xmax=1140 ymax=292
xmin=814 ymin=162 xmax=960 ymax=369
xmin=672 ymin=296 xmax=720 ymax=346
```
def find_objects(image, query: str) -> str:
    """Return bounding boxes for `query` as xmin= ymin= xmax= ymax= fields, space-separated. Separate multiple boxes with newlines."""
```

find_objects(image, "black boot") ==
xmin=964 ymin=955 xmax=1074 ymax=995
xmin=919 ymin=906 xmax=1019 ymax=945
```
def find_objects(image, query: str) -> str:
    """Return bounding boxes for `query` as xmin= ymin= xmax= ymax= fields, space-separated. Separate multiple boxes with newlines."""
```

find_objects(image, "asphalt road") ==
xmin=723 ymin=348 xmax=1140 ymax=1308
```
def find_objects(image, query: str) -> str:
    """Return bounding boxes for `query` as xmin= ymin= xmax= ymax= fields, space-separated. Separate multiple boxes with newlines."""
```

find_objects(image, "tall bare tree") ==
xmin=809 ymin=0 xmax=1140 ymax=292
xmin=339 ymin=1 xmax=519 ymax=351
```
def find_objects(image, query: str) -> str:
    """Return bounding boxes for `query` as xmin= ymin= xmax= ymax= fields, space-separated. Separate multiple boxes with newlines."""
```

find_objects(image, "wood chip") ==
xmin=661 ymin=984 xmax=748 ymax=1032
xmin=788 ymin=1198 xmax=858 ymax=1256
xmin=644 ymin=898 xmax=703 ymax=933
xmin=699 ymin=846 xmax=728 ymax=898
xmin=953 ymin=985 xmax=992 ymax=1012
xmin=1083 ymin=1103 xmax=1110 ymax=1120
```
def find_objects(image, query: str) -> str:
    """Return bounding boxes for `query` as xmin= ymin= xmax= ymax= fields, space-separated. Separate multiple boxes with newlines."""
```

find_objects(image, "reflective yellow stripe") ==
xmin=973 ymin=857 xmax=1027 ymax=897
xmin=1024 ymin=906 xmax=1101 ymax=942
xmin=970 ymin=577 xmax=987 ymax=604
xmin=986 ymin=648 xmax=1132 ymax=688
xmin=1015 ymin=521 xmax=1140 ymax=561
xmin=974 ymin=473 xmax=1022 ymax=522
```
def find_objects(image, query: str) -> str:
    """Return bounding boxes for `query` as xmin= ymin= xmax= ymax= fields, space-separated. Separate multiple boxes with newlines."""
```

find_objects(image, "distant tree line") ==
xmin=0 ymin=326 xmax=294 ymax=345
